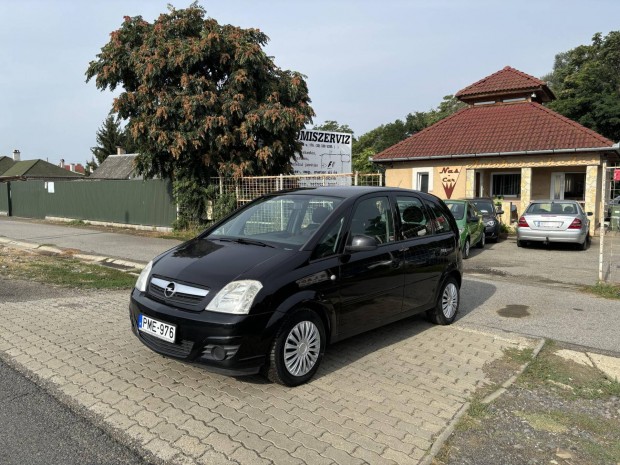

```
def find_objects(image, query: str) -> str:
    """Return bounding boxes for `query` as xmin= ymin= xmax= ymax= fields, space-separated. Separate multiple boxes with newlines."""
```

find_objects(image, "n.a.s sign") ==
xmin=439 ymin=166 xmax=461 ymax=199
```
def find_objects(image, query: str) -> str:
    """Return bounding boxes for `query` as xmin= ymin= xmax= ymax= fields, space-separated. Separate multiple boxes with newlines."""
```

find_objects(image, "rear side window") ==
xmin=424 ymin=199 xmax=453 ymax=234
xmin=396 ymin=196 xmax=432 ymax=239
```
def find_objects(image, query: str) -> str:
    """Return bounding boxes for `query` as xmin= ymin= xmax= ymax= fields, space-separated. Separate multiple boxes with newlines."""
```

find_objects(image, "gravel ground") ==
xmin=433 ymin=343 xmax=620 ymax=465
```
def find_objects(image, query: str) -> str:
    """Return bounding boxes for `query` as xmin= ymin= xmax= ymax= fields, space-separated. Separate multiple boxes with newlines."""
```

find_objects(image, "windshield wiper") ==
xmin=212 ymin=237 xmax=274 ymax=248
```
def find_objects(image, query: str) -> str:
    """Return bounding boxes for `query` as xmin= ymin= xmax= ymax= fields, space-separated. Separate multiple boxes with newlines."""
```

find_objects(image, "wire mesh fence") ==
xmin=600 ymin=164 xmax=620 ymax=283
xmin=211 ymin=172 xmax=384 ymax=206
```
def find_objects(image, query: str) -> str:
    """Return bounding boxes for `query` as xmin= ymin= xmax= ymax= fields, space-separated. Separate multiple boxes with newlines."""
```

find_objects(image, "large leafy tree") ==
xmin=544 ymin=31 xmax=620 ymax=141
xmin=90 ymin=115 xmax=136 ymax=164
xmin=86 ymin=4 xmax=314 ymax=225
xmin=352 ymin=95 xmax=465 ymax=173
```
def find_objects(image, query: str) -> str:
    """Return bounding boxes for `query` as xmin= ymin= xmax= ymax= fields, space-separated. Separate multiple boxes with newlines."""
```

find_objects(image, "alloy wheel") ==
xmin=284 ymin=321 xmax=320 ymax=377
xmin=441 ymin=283 xmax=459 ymax=319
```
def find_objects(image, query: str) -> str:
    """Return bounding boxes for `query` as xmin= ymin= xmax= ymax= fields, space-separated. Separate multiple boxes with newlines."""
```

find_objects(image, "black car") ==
xmin=130 ymin=187 xmax=463 ymax=386
xmin=468 ymin=197 xmax=503 ymax=242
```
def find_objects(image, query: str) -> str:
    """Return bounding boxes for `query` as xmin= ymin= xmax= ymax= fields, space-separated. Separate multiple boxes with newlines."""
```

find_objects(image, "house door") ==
xmin=550 ymin=172 xmax=586 ymax=201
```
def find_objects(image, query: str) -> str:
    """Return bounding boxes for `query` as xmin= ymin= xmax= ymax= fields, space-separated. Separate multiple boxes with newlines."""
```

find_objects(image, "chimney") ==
xmin=117 ymin=146 xmax=126 ymax=155
xmin=70 ymin=163 xmax=76 ymax=172
xmin=12 ymin=149 xmax=20 ymax=161
xmin=59 ymin=158 xmax=65 ymax=168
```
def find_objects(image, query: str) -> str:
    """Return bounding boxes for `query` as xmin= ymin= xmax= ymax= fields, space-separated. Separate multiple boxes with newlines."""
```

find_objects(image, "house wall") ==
xmin=383 ymin=152 xmax=603 ymax=233
xmin=0 ymin=182 xmax=10 ymax=215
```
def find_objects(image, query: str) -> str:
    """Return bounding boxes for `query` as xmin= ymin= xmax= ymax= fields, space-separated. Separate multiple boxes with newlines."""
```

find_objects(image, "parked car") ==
xmin=444 ymin=199 xmax=485 ymax=258
xmin=516 ymin=200 xmax=591 ymax=250
xmin=130 ymin=187 xmax=463 ymax=386
xmin=468 ymin=197 xmax=503 ymax=242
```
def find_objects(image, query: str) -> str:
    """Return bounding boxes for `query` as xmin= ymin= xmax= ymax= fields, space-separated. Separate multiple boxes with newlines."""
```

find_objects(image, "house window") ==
xmin=491 ymin=173 xmax=521 ymax=197
xmin=418 ymin=173 xmax=429 ymax=193
xmin=412 ymin=169 xmax=433 ymax=193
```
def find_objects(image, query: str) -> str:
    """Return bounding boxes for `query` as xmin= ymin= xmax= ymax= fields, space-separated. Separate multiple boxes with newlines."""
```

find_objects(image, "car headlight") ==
xmin=206 ymin=280 xmax=263 ymax=315
xmin=135 ymin=260 xmax=153 ymax=292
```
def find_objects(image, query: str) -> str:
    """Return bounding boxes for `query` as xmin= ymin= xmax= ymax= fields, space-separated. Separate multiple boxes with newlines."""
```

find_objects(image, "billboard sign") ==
xmin=293 ymin=129 xmax=352 ymax=176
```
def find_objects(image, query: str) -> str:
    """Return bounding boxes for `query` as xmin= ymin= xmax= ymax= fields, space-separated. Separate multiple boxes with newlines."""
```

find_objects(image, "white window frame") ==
xmin=412 ymin=168 xmax=433 ymax=193
xmin=490 ymin=171 xmax=521 ymax=198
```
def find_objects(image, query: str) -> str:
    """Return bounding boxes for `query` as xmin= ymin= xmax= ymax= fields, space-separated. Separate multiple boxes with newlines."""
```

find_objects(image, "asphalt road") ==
xmin=0 ymin=217 xmax=178 ymax=263
xmin=0 ymin=279 xmax=148 ymax=465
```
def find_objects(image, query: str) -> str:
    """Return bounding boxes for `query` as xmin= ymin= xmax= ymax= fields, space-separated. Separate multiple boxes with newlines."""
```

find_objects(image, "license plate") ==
xmin=537 ymin=221 xmax=561 ymax=228
xmin=138 ymin=314 xmax=176 ymax=343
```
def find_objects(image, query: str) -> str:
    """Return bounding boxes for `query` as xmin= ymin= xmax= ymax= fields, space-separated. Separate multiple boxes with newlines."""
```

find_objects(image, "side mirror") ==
xmin=346 ymin=235 xmax=379 ymax=252
xmin=587 ymin=212 xmax=593 ymax=216
xmin=496 ymin=209 xmax=504 ymax=215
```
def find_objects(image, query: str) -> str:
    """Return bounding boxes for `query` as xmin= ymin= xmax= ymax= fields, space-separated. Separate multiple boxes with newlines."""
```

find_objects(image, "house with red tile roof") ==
xmin=373 ymin=66 xmax=620 ymax=232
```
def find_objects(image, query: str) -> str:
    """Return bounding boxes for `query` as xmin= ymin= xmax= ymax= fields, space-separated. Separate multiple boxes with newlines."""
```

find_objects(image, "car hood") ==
xmin=151 ymin=238 xmax=293 ymax=289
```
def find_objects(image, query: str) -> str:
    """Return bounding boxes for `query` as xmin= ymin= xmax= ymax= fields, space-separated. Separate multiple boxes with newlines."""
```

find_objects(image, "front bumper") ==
xmin=516 ymin=228 xmax=587 ymax=244
xmin=129 ymin=289 xmax=277 ymax=376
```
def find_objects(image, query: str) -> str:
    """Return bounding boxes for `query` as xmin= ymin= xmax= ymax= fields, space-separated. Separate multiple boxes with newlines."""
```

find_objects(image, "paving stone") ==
xmin=0 ymin=292 xmax=536 ymax=465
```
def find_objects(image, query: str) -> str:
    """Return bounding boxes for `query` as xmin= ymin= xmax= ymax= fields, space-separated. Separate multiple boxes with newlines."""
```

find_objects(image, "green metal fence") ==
xmin=0 ymin=183 xmax=9 ymax=215
xmin=7 ymin=179 xmax=176 ymax=227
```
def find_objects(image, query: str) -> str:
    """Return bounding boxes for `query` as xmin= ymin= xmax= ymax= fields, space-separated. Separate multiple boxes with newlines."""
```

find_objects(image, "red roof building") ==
xmin=373 ymin=66 xmax=619 ymax=231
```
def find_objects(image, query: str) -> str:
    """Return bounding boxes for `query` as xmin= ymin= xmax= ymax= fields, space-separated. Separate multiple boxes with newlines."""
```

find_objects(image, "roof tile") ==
xmin=373 ymin=102 xmax=615 ymax=161
xmin=455 ymin=66 xmax=549 ymax=99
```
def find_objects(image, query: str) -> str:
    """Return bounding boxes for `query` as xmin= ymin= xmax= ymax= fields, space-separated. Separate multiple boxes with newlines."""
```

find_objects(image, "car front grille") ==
xmin=148 ymin=276 xmax=209 ymax=309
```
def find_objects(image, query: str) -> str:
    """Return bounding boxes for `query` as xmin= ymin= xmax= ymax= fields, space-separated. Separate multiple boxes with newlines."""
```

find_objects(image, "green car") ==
xmin=444 ymin=200 xmax=485 ymax=259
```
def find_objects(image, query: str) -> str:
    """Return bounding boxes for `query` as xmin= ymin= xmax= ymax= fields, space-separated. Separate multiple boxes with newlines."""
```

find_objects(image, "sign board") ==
xmin=293 ymin=129 xmax=352 ymax=176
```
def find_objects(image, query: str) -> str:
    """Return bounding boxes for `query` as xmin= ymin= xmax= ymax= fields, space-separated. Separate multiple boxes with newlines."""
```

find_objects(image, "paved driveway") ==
xmin=0 ymin=291 xmax=535 ymax=465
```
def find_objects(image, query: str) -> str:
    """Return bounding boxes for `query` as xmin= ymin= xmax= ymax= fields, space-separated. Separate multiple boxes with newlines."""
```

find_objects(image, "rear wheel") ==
xmin=463 ymin=238 xmax=471 ymax=259
xmin=266 ymin=309 xmax=326 ymax=386
xmin=578 ymin=233 xmax=590 ymax=251
xmin=517 ymin=239 xmax=527 ymax=248
xmin=477 ymin=232 xmax=485 ymax=249
xmin=427 ymin=277 xmax=460 ymax=325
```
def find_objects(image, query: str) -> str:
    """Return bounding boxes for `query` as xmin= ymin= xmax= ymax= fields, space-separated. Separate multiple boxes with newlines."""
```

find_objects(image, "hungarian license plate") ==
xmin=138 ymin=314 xmax=176 ymax=343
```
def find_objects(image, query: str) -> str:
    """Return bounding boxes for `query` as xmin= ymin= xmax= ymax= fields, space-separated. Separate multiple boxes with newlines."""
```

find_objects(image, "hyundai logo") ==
xmin=164 ymin=282 xmax=176 ymax=298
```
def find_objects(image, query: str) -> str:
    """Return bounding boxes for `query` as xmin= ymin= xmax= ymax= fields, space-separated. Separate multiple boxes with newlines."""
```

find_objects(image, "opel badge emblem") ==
xmin=164 ymin=282 xmax=176 ymax=298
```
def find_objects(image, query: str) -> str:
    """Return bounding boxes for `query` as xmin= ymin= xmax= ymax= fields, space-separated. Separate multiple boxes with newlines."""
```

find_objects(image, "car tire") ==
xmin=266 ymin=308 xmax=326 ymax=387
xmin=463 ymin=238 xmax=471 ymax=259
xmin=517 ymin=240 xmax=526 ymax=248
xmin=477 ymin=232 xmax=485 ymax=249
xmin=578 ymin=233 xmax=590 ymax=251
xmin=427 ymin=277 xmax=460 ymax=325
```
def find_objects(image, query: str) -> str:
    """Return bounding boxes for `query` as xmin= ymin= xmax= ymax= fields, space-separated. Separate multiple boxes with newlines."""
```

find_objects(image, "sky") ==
xmin=1 ymin=0 xmax=619 ymax=166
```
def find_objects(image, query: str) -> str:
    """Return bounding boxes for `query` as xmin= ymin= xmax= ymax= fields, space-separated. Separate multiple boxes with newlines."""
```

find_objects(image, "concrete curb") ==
xmin=0 ymin=237 xmax=146 ymax=271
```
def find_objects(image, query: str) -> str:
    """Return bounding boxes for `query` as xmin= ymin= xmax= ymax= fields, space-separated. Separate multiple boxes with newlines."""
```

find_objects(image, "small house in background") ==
xmin=90 ymin=153 xmax=142 ymax=180
xmin=0 ymin=158 xmax=83 ymax=180
xmin=372 ymin=66 xmax=620 ymax=232
xmin=58 ymin=159 xmax=86 ymax=175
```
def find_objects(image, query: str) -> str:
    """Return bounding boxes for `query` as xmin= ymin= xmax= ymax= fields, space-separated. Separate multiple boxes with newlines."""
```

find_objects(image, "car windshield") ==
xmin=207 ymin=194 xmax=343 ymax=247
xmin=526 ymin=202 xmax=581 ymax=215
xmin=445 ymin=202 xmax=465 ymax=220
xmin=471 ymin=200 xmax=494 ymax=215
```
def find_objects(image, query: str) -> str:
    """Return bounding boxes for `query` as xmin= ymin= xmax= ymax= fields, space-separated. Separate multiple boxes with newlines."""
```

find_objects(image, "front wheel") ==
xmin=266 ymin=309 xmax=326 ymax=386
xmin=427 ymin=277 xmax=460 ymax=325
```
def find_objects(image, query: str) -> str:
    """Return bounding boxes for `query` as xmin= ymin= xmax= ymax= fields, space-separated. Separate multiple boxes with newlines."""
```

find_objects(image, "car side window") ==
xmin=425 ymin=199 xmax=452 ymax=234
xmin=348 ymin=196 xmax=395 ymax=244
xmin=467 ymin=204 xmax=477 ymax=220
xmin=396 ymin=196 xmax=432 ymax=239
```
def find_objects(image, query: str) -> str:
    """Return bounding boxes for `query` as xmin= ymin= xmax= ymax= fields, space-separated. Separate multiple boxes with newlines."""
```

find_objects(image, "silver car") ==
xmin=516 ymin=200 xmax=591 ymax=250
